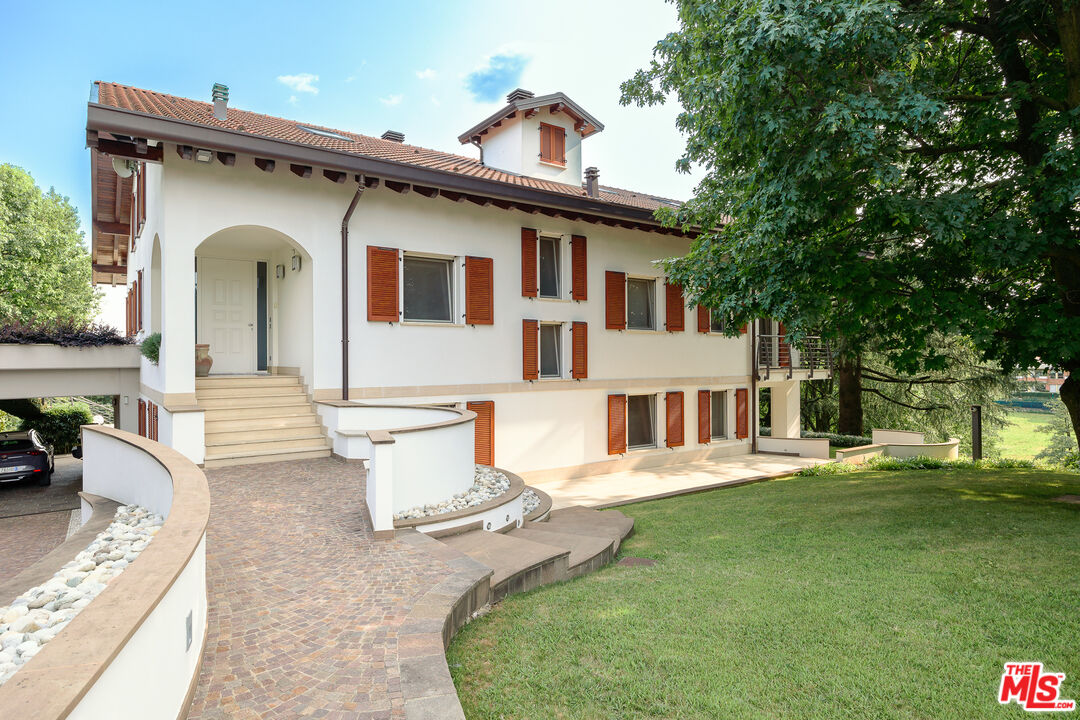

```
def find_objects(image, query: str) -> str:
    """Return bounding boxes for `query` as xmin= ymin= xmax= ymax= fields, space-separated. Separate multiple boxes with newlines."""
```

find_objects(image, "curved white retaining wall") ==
xmin=837 ymin=437 xmax=961 ymax=464
xmin=871 ymin=429 xmax=926 ymax=445
xmin=758 ymin=436 xmax=830 ymax=459
xmin=0 ymin=427 xmax=210 ymax=720
xmin=316 ymin=403 xmax=476 ymax=535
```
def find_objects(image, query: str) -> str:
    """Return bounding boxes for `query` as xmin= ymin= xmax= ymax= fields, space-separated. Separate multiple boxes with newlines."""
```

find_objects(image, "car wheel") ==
xmin=37 ymin=470 xmax=51 ymax=487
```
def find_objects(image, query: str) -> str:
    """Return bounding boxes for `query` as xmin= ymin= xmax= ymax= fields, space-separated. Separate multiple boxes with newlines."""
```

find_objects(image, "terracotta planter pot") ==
xmin=195 ymin=344 xmax=213 ymax=377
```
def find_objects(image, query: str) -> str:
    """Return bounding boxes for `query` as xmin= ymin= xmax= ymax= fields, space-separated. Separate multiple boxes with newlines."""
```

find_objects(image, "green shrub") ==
xmin=0 ymin=321 xmax=131 ymax=347
xmin=18 ymin=402 xmax=93 ymax=454
xmin=140 ymin=332 xmax=161 ymax=364
xmin=801 ymin=431 xmax=873 ymax=448
xmin=797 ymin=455 xmax=1043 ymax=477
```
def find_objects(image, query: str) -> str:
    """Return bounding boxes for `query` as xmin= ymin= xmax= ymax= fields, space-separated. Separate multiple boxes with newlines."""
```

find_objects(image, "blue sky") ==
xmin=0 ymin=0 xmax=700 ymax=322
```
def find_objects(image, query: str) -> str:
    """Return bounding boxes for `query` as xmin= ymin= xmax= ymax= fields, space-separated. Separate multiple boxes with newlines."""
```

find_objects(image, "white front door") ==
xmin=198 ymin=258 xmax=256 ymax=374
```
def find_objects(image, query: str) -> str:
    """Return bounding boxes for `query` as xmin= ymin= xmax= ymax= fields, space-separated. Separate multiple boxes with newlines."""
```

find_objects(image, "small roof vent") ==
xmin=381 ymin=130 xmax=405 ymax=143
xmin=506 ymin=88 xmax=534 ymax=103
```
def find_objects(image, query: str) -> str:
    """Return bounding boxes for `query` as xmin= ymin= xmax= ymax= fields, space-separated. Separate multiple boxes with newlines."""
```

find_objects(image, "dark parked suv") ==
xmin=0 ymin=431 xmax=54 ymax=486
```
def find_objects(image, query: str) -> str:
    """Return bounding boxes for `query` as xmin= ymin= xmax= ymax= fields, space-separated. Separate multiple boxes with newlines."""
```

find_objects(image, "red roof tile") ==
xmin=94 ymin=82 xmax=681 ymax=213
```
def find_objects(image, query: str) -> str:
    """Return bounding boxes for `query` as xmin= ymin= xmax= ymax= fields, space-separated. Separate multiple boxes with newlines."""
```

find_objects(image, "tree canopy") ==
xmin=622 ymin=0 xmax=1080 ymax=438
xmin=0 ymin=164 xmax=99 ymax=324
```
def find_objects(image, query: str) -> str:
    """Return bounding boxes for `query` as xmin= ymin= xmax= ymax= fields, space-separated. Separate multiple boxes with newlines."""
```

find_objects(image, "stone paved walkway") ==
xmin=186 ymin=458 xmax=459 ymax=720
xmin=0 ymin=457 xmax=83 ymax=584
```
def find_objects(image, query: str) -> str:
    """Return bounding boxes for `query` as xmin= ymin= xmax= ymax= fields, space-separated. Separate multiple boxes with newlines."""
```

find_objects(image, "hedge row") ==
xmin=800 ymin=431 xmax=873 ymax=447
xmin=0 ymin=321 xmax=131 ymax=347
xmin=18 ymin=403 xmax=93 ymax=454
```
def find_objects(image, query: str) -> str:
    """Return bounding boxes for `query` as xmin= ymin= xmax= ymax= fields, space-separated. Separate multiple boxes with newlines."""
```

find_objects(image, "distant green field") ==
xmin=997 ymin=410 xmax=1051 ymax=460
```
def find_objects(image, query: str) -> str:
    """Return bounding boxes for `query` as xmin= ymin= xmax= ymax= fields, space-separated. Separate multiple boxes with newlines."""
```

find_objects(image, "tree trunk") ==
xmin=1060 ymin=370 xmax=1080 ymax=445
xmin=836 ymin=356 xmax=863 ymax=436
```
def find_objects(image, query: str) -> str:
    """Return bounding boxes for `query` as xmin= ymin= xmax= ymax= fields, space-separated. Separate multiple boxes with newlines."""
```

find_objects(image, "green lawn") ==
xmin=998 ymin=411 xmax=1052 ymax=460
xmin=448 ymin=469 xmax=1080 ymax=719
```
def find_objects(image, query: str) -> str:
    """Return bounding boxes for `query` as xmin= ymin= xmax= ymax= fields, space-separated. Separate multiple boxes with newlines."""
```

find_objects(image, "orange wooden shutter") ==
xmin=137 ymin=163 xmax=146 ymax=235
xmin=778 ymin=322 xmax=791 ymax=367
xmin=467 ymin=401 xmax=495 ymax=466
xmin=608 ymin=394 xmax=627 ymax=455
xmin=521 ymin=228 xmax=538 ymax=297
xmin=522 ymin=319 xmax=539 ymax=380
xmin=137 ymin=399 xmax=146 ymax=437
xmin=571 ymin=235 xmax=587 ymax=301
xmin=367 ymin=246 xmax=399 ymax=322
xmin=666 ymin=391 xmax=685 ymax=447
xmin=465 ymin=256 xmax=494 ymax=325
xmin=554 ymin=126 xmax=566 ymax=163
xmin=136 ymin=270 xmax=143 ymax=331
xmin=605 ymin=271 xmax=626 ymax=330
xmin=151 ymin=402 xmax=159 ymax=441
xmin=571 ymin=322 xmax=588 ymax=379
xmin=665 ymin=281 xmax=684 ymax=332
xmin=735 ymin=388 xmax=749 ymax=439
xmin=539 ymin=124 xmax=552 ymax=162
xmin=739 ymin=323 xmax=748 ymax=334
xmin=698 ymin=390 xmax=711 ymax=444
xmin=697 ymin=305 xmax=710 ymax=333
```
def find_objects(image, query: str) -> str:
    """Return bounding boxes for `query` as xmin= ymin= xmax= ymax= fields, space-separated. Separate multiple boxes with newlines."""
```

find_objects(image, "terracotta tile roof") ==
xmin=94 ymin=82 xmax=682 ymax=214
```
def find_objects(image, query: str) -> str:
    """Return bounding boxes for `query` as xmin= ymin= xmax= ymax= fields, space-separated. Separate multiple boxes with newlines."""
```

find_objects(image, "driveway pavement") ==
xmin=0 ymin=455 xmax=82 ymax=583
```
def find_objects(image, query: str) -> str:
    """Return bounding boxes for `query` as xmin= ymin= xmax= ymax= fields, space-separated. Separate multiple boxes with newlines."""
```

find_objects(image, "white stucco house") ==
xmin=85 ymin=82 xmax=831 ymax=523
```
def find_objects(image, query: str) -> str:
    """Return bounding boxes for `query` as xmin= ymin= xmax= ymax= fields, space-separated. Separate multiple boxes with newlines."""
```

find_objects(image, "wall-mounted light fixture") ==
xmin=275 ymin=264 xmax=285 ymax=279
xmin=291 ymin=253 xmax=302 ymax=272
xmin=194 ymin=148 xmax=213 ymax=163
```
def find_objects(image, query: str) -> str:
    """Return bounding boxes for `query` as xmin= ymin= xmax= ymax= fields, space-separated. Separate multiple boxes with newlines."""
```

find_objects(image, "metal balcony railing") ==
xmin=756 ymin=334 xmax=832 ymax=378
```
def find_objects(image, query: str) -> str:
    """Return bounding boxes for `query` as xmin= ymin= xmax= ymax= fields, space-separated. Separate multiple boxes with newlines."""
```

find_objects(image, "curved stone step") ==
xmin=507 ymin=526 xmax=614 ymax=578
xmin=437 ymin=529 xmax=569 ymax=602
xmin=543 ymin=506 xmax=635 ymax=551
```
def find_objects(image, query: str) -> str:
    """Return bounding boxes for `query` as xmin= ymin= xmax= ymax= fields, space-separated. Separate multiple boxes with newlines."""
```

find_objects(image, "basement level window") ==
xmin=297 ymin=125 xmax=354 ymax=142
xmin=627 ymin=395 xmax=656 ymax=449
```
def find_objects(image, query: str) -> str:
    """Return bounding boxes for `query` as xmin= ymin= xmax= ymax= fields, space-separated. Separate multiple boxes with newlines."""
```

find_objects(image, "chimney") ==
xmin=585 ymin=167 xmax=600 ymax=198
xmin=381 ymin=130 xmax=405 ymax=143
xmin=212 ymin=83 xmax=229 ymax=121
xmin=506 ymin=88 xmax=535 ymax=103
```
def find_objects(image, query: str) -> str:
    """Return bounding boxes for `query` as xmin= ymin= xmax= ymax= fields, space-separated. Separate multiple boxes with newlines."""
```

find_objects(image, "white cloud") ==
xmin=277 ymin=73 xmax=319 ymax=94
xmin=379 ymin=94 xmax=404 ymax=106
xmin=430 ymin=95 xmax=441 ymax=106
xmin=415 ymin=68 xmax=436 ymax=80
xmin=288 ymin=95 xmax=298 ymax=106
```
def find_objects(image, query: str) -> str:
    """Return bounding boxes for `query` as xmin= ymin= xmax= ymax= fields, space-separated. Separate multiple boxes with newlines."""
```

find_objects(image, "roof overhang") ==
xmin=86 ymin=102 xmax=686 ymax=232
xmin=456 ymin=92 xmax=604 ymax=144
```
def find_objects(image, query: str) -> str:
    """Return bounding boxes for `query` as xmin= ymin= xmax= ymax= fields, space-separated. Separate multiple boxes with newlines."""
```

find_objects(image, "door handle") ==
xmin=248 ymin=323 xmax=254 ymax=328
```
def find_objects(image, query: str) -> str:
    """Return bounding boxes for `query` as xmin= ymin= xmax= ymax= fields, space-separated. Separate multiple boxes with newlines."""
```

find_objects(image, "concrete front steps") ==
xmin=436 ymin=505 xmax=634 ymax=601
xmin=196 ymin=375 xmax=332 ymax=468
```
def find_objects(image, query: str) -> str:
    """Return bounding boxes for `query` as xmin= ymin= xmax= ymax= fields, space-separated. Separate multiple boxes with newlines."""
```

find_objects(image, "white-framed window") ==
xmin=538 ymin=235 xmax=561 ymax=298
xmin=711 ymin=390 xmax=728 ymax=439
xmin=627 ymin=278 xmax=656 ymax=330
xmin=539 ymin=323 xmax=562 ymax=378
xmin=627 ymin=394 xmax=657 ymax=449
xmin=403 ymin=254 xmax=454 ymax=323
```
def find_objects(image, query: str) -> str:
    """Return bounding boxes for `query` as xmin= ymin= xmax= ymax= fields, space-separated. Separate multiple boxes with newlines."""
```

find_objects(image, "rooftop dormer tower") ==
xmin=458 ymin=89 xmax=604 ymax=187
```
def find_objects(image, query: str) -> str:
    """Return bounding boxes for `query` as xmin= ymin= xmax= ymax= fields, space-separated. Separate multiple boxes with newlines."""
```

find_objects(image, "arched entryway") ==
xmin=194 ymin=226 xmax=313 ymax=379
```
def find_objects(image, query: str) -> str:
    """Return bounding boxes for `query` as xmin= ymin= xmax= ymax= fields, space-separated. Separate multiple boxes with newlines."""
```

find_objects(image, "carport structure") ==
xmin=0 ymin=344 xmax=141 ymax=433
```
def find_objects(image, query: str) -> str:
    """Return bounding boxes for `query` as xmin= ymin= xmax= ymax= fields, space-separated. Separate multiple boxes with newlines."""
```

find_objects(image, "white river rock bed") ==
xmin=394 ymin=466 xmax=512 ymax=520
xmin=0 ymin=505 xmax=162 ymax=686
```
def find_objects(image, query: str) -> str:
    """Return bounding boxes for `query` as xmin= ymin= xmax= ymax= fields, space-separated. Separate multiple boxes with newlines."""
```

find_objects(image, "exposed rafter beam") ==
xmin=439 ymin=190 xmax=466 ymax=203
xmin=413 ymin=185 xmax=439 ymax=198
xmin=290 ymin=164 xmax=312 ymax=179
xmin=385 ymin=180 xmax=410 ymax=194
xmin=363 ymin=175 xmax=380 ymax=188
xmin=176 ymin=145 xmax=194 ymax=160
xmin=254 ymin=158 xmax=275 ymax=173
xmin=523 ymin=108 xmax=538 ymax=119
xmin=95 ymin=138 xmax=164 ymax=162
xmin=94 ymin=221 xmax=130 ymax=235
xmin=216 ymin=152 xmax=236 ymax=166
xmin=466 ymin=195 xmax=492 ymax=207
xmin=323 ymin=169 xmax=346 ymax=184
xmin=92 ymin=263 xmax=127 ymax=275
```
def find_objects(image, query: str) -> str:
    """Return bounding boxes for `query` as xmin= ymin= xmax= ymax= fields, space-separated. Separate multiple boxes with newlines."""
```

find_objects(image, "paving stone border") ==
xmin=394 ymin=530 xmax=493 ymax=720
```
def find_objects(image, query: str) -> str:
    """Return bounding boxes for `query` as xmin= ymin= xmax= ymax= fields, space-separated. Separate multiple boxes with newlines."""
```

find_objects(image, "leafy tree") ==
xmin=1035 ymin=397 xmax=1079 ymax=465
xmin=0 ymin=164 xmax=99 ymax=324
xmin=622 ymin=1 xmax=1080 ymax=440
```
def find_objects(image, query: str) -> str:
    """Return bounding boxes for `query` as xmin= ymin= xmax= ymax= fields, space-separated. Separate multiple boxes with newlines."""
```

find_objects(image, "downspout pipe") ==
xmin=341 ymin=180 xmax=365 ymax=401
xmin=750 ymin=320 xmax=758 ymax=454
